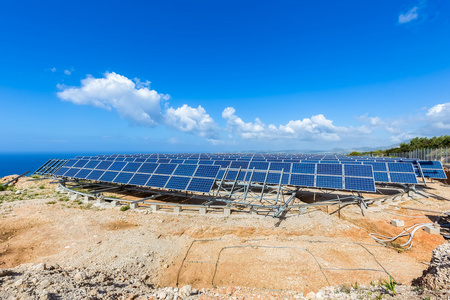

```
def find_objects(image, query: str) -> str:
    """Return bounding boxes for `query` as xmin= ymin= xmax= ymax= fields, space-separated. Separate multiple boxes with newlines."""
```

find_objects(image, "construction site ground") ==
xmin=0 ymin=175 xmax=449 ymax=299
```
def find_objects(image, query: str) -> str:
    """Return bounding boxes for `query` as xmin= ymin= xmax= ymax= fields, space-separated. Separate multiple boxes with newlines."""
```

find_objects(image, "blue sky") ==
xmin=1 ymin=0 xmax=450 ymax=153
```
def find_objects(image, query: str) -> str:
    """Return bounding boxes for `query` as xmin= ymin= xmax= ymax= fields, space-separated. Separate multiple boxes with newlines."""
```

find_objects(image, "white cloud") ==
xmin=399 ymin=6 xmax=418 ymax=24
xmin=165 ymin=104 xmax=218 ymax=138
xmin=57 ymin=72 xmax=167 ymax=127
xmin=425 ymin=102 xmax=450 ymax=129
xmin=222 ymin=107 xmax=370 ymax=142
xmin=50 ymin=67 xmax=57 ymax=72
xmin=64 ymin=69 xmax=72 ymax=75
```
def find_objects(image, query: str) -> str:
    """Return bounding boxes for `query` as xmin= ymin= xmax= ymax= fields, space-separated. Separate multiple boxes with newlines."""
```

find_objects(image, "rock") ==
xmin=417 ymin=243 xmax=450 ymax=290
xmin=15 ymin=190 xmax=22 ymax=195
xmin=74 ymin=271 xmax=87 ymax=281
xmin=0 ymin=268 xmax=11 ymax=277
xmin=179 ymin=285 xmax=192 ymax=298
xmin=157 ymin=291 xmax=167 ymax=299
xmin=306 ymin=291 xmax=316 ymax=299
xmin=14 ymin=278 xmax=24 ymax=287
xmin=34 ymin=263 xmax=47 ymax=271
xmin=40 ymin=279 xmax=51 ymax=288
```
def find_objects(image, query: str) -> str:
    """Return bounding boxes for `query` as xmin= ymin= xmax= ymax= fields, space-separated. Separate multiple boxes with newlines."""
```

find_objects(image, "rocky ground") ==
xmin=0 ymin=175 xmax=449 ymax=299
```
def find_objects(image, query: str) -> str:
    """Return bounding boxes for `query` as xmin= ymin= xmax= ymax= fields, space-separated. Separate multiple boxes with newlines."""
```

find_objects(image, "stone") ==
xmin=157 ymin=291 xmax=167 ymax=299
xmin=179 ymin=285 xmax=193 ymax=298
xmin=74 ymin=271 xmax=87 ymax=281
xmin=0 ymin=268 xmax=11 ymax=277
xmin=34 ymin=263 xmax=47 ymax=271
xmin=15 ymin=190 xmax=22 ymax=195
xmin=390 ymin=219 xmax=404 ymax=227
xmin=305 ymin=291 xmax=316 ymax=299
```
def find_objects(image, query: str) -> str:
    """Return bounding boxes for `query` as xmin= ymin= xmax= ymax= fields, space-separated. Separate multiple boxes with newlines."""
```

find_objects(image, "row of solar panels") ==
xmin=71 ymin=155 xmax=446 ymax=180
xmin=50 ymin=160 xmax=377 ymax=192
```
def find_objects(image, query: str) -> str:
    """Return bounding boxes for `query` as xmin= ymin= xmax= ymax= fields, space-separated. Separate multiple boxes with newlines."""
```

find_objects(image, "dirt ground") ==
xmin=0 ymin=175 xmax=449 ymax=298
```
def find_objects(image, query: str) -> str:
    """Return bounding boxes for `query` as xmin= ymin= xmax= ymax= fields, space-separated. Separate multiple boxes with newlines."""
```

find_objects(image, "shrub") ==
xmin=120 ymin=205 xmax=130 ymax=212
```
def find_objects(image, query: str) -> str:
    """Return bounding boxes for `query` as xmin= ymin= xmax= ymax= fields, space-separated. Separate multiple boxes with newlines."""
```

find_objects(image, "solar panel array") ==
xmin=33 ymin=159 xmax=68 ymax=176
xmin=36 ymin=153 xmax=446 ymax=195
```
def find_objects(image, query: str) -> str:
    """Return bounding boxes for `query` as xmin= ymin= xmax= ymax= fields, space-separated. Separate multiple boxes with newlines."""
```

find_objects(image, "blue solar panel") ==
xmin=249 ymin=161 xmax=270 ymax=170
xmin=138 ymin=163 xmax=158 ymax=174
xmin=99 ymin=171 xmax=119 ymax=182
xmin=124 ymin=157 xmax=135 ymax=162
xmin=84 ymin=160 xmax=101 ymax=169
xmin=344 ymin=177 xmax=375 ymax=192
xmin=86 ymin=170 xmax=105 ymax=180
xmin=154 ymin=164 xmax=177 ymax=175
xmin=128 ymin=173 xmax=151 ymax=186
xmin=344 ymin=164 xmax=373 ymax=177
xmin=265 ymin=172 xmax=289 ymax=184
xmin=170 ymin=159 xmax=185 ymax=164
xmin=225 ymin=170 xmax=238 ymax=180
xmin=230 ymin=161 xmax=250 ymax=169
xmin=65 ymin=168 xmax=81 ymax=177
xmin=194 ymin=165 xmax=220 ymax=178
xmin=316 ymin=175 xmax=343 ymax=189
xmin=173 ymin=164 xmax=198 ymax=176
xmin=373 ymin=172 xmax=389 ymax=182
xmin=199 ymin=160 xmax=214 ymax=165
xmin=64 ymin=159 xmax=79 ymax=167
xmin=364 ymin=162 xmax=387 ymax=172
xmin=108 ymin=161 xmax=127 ymax=171
xmin=113 ymin=172 xmax=134 ymax=184
xmin=388 ymin=163 xmax=414 ymax=173
xmin=419 ymin=161 xmax=442 ymax=169
xmin=317 ymin=164 xmax=342 ymax=176
xmin=214 ymin=161 xmax=231 ymax=168
xmin=74 ymin=169 xmax=92 ymax=179
xmin=269 ymin=162 xmax=292 ymax=172
xmin=122 ymin=162 xmax=142 ymax=172
xmin=187 ymin=178 xmax=215 ymax=193
xmin=95 ymin=161 xmax=113 ymax=170
xmin=54 ymin=167 xmax=70 ymax=176
xmin=165 ymin=176 xmax=191 ymax=190
xmin=184 ymin=159 xmax=199 ymax=165
xmin=289 ymin=174 xmax=314 ymax=187
xmin=291 ymin=163 xmax=315 ymax=174
xmin=216 ymin=169 xmax=225 ymax=179
xmin=157 ymin=159 xmax=171 ymax=163
xmin=421 ymin=169 xmax=447 ymax=179
xmin=146 ymin=175 xmax=170 ymax=188
xmin=389 ymin=172 xmax=418 ymax=184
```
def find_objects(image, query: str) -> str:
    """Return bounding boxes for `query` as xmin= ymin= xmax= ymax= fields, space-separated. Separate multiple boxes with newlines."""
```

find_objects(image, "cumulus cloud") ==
xmin=425 ymin=102 xmax=450 ymax=129
xmin=399 ymin=6 xmax=418 ymax=24
xmin=64 ymin=69 xmax=72 ymax=75
xmin=222 ymin=107 xmax=370 ymax=142
xmin=165 ymin=104 xmax=218 ymax=138
xmin=57 ymin=72 xmax=167 ymax=127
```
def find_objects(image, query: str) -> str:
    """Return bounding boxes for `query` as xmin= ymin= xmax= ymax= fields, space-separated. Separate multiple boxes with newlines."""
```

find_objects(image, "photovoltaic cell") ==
xmin=230 ymin=161 xmax=249 ymax=169
xmin=289 ymin=174 xmax=314 ymax=187
xmin=388 ymin=163 xmax=414 ymax=173
xmin=373 ymin=172 xmax=389 ymax=182
xmin=249 ymin=161 xmax=269 ymax=170
xmin=194 ymin=165 xmax=220 ymax=178
xmin=316 ymin=164 xmax=342 ymax=176
xmin=113 ymin=172 xmax=134 ymax=184
xmin=173 ymin=164 xmax=197 ymax=176
xmin=65 ymin=168 xmax=81 ymax=177
xmin=108 ymin=161 xmax=127 ymax=171
xmin=269 ymin=162 xmax=292 ymax=172
xmin=187 ymin=178 xmax=215 ymax=193
xmin=86 ymin=170 xmax=105 ymax=181
xmin=74 ymin=169 xmax=92 ymax=179
xmin=154 ymin=164 xmax=177 ymax=175
xmin=345 ymin=177 xmax=375 ymax=192
xmin=128 ymin=173 xmax=151 ymax=186
xmin=291 ymin=163 xmax=315 ymax=174
xmin=99 ymin=171 xmax=119 ymax=182
xmin=389 ymin=172 xmax=418 ymax=184
xmin=422 ymin=169 xmax=446 ymax=179
xmin=84 ymin=160 xmax=101 ymax=169
xmin=64 ymin=159 xmax=79 ymax=167
xmin=165 ymin=176 xmax=191 ymax=190
xmin=138 ymin=163 xmax=158 ymax=174
xmin=146 ymin=175 xmax=170 ymax=188
xmin=316 ymin=175 xmax=343 ymax=189
xmin=54 ymin=167 xmax=70 ymax=176
xmin=122 ymin=162 xmax=142 ymax=172
xmin=225 ymin=170 xmax=238 ymax=181
xmin=344 ymin=164 xmax=373 ymax=177
xmin=95 ymin=161 xmax=113 ymax=170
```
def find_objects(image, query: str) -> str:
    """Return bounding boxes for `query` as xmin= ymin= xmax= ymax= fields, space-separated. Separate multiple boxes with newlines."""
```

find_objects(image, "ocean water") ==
xmin=0 ymin=153 xmax=98 ymax=178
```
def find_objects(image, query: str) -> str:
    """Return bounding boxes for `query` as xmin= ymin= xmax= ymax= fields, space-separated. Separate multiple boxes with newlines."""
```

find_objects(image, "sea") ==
xmin=0 ymin=152 xmax=101 ymax=178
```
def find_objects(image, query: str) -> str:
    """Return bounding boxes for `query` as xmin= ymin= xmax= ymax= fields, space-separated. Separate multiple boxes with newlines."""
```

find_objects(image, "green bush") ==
xmin=120 ymin=205 xmax=130 ymax=212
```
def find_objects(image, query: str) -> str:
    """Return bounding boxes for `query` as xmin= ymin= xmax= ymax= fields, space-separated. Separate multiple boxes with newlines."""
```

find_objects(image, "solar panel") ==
xmin=344 ymin=177 xmax=376 ymax=192
xmin=138 ymin=163 xmax=158 ymax=174
xmin=421 ymin=169 xmax=446 ymax=179
xmin=269 ymin=162 xmax=292 ymax=172
xmin=84 ymin=160 xmax=101 ymax=169
xmin=373 ymin=172 xmax=389 ymax=182
xmin=65 ymin=168 xmax=81 ymax=177
xmin=154 ymin=163 xmax=177 ymax=175
xmin=108 ymin=161 xmax=127 ymax=171
xmin=389 ymin=172 xmax=418 ymax=184
xmin=165 ymin=176 xmax=191 ymax=190
xmin=95 ymin=161 xmax=113 ymax=170
xmin=99 ymin=171 xmax=119 ymax=182
xmin=187 ymin=177 xmax=215 ymax=193
xmin=289 ymin=174 xmax=314 ymax=187
xmin=344 ymin=164 xmax=373 ymax=177
xmin=419 ymin=161 xmax=447 ymax=179
xmin=122 ymin=162 xmax=142 ymax=172
xmin=64 ymin=159 xmax=79 ymax=167
xmin=74 ymin=169 xmax=92 ymax=179
xmin=86 ymin=170 xmax=105 ymax=180
xmin=128 ymin=173 xmax=151 ymax=186
xmin=173 ymin=164 xmax=198 ymax=176
xmin=316 ymin=175 xmax=343 ymax=189
xmin=249 ymin=161 xmax=270 ymax=170
xmin=54 ymin=167 xmax=70 ymax=176
xmin=316 ymin=164 xmax=342 ymax=176
xmin=291 ymin=163 xmax=315 ymax=174
xmin=113 ymin=172 xmax=134 ymax=184
xmin=146 ymin=175 xmax=170 ymax=188
xmin=194 ymin=165 xmax=220 ymax=178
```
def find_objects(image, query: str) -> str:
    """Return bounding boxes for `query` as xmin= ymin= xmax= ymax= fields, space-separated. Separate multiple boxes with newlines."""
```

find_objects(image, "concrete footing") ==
xmin=224 ymin=208 xmax=231 ymax=216
xmin=174 ymin=206 xmax=181 ymax=214
xmin=424 ymin=225 xmax=440 ymax=235
xmin=130 ymin=203 xmax=139 ymax=209
xmin=69 ymin=193 xmax=81 ymax=201
xmin=151 ymin=204 xmax=160 ymax=212
xmin=97 ymin=197 xmax=105 ymax=204
xmin=199 ymin=207 xmax=207 ymax=215
xmin=299 ymin=207 xmax=307 ymax=214
xmin=111 ymin=200 xmax=119 ymax=207
xmin=390 ymin=219 xmax=404 ymax=227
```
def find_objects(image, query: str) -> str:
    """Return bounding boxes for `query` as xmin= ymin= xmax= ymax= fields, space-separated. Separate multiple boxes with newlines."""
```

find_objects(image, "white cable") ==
xmin=369 ymin=223 xmax=433 ymax=250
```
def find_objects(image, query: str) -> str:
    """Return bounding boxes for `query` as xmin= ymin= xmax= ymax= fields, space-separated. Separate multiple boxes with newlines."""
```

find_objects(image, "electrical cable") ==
xmin=369 ymin=223 xmax=434 ymax=250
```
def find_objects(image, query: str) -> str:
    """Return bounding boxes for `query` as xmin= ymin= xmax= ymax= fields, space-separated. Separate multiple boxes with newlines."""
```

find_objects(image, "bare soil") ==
xmin=0 ymin=175 xmax=449 ymax=299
